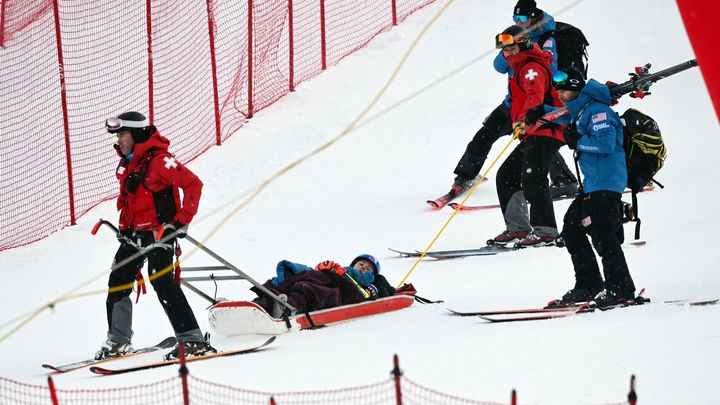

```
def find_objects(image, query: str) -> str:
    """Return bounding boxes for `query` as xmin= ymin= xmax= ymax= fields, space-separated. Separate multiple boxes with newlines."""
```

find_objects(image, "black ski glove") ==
xmin=162 ymin=221 xmax=188 ymax=239
xmin=524 ymin=105 xmax=545 ymax=127
xmin=563 ymin=124 xmax=580 ymax=150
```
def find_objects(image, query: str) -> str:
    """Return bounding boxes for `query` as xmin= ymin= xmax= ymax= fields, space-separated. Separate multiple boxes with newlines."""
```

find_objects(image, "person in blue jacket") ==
xmin=549 ymin=67 xmax=636 ymax=308
xmin=451 ymin=0 xmax=577 ymax=199
xmin=251 ymin=254 xmax=395 ymax=317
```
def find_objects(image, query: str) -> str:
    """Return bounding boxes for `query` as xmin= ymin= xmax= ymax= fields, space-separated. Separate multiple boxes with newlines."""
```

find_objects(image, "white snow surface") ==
xmin=1 ymin=1 xmax=718 ymax=404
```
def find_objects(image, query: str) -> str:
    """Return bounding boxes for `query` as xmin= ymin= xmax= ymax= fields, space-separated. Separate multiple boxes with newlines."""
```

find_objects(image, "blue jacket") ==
xmin=494 ymin=12 xmax=558 ymax=106
xmin=271 ymin=260 xmax=374 ymax=287
xmin=557 ymin=79 xmax=627 ymax=193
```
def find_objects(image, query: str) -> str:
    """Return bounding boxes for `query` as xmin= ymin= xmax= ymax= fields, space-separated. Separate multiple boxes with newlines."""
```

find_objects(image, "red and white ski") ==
xmin=89 ymin=336 xmax=275 ymax=375
xmin=42 ymin=337 xmax=177 ymax=373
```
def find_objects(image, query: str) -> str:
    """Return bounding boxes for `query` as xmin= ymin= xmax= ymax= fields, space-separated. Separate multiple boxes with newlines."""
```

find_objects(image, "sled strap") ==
xmin=302 ymin=312 xmax=319 ymax=329
xmin=173 ymin=241 xmax=182 ymax=285
xmin=413 ymin=294 xmax=444 ymax=304
xmin=134 ymin=266 xmax=146 ymax=304
xmin=632 ymin=192 xmax=641 ymax=240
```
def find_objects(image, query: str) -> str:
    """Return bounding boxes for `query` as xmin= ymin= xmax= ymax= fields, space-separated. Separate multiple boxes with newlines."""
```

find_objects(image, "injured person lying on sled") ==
xmin=250 ymin=254 xmax=395 ymax=318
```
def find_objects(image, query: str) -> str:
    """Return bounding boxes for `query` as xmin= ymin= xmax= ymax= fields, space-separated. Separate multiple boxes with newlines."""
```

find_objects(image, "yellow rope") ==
xmin=396 ymin=126 xmax=521 ymax=288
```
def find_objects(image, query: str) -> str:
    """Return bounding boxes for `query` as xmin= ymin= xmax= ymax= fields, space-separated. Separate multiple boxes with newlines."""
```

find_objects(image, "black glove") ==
xmin=524 ymin=105 xmax=545 ymax=127
xmin=562 ymin=124 xmax=580 ymax=150
xmin=163 ymin=221 xmax=188 ymax=239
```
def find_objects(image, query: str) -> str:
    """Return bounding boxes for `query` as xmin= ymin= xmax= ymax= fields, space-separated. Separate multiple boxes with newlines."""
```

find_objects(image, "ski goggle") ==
xmin=513 ymin=15 xmax=529 ymax=23
xmin=553 ymin=70 xmax=569 ymax=85
xmin=495 ymin=33 xmax=515 ymax=49
xmin=105 ymin=117 xmax=149 ymax=133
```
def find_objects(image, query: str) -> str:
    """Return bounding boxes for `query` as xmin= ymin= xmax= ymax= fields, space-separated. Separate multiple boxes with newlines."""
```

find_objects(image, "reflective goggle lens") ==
xmin=513 ymin=15 xmax=529 ymax=23
xmin=553 ymin=70 xmax=569 ymax=85
xmin=495 ymin=33 xmax=515 ymax=49
xmin=105 ymin=117 xmax=123 ymax=131
xmin=105 ymin=116 xmax=149 ymax=133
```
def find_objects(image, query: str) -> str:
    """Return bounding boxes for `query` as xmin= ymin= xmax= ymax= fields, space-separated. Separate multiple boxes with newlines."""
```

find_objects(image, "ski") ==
xmin=426 ymin=192 xmax=459 ymax=210
xmin=426 ymin=177 xmax=488 ymax=209
xmin=388 ymin=245 xmax=519 ymax=259
xmin=478 ymin=299 xmax=642 ymax=323
xmin=449 ymin=187 xmax=655 ymax=212
xmin=89 ymin=336 xmax=275 ymax=376
xmin=448 ymin=304 xmax=583 ymax=317
xmin=387 ymin=248 xmax=423 ymax=257
xmin=451 ymin=296 xmax=717 ymax=319
xmin=478 ymin=306 xmax=592 ymax=323
xmin=425 ymin=244 xmax=520 ymax=258
xmin=472 ymin=288 xmax=720 ymax=323
xmin=388 ymin=247 xmax=501 ymax=258
xmin=528 ymin=59 xmax=698 ymax=132
xmin=42 ymin=337 xmax=177 ymax=373
xmin=664 ymin=299 xmax=719 ymax=306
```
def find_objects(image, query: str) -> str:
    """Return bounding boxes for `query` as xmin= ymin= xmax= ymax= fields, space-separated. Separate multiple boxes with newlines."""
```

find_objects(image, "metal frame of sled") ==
xmin=91 ymin=219 xmax=297 ymax=314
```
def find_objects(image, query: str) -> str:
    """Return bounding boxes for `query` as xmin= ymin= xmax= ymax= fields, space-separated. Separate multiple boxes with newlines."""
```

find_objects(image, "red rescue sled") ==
xmin=209 ymin=294 xmax=415 ymax=336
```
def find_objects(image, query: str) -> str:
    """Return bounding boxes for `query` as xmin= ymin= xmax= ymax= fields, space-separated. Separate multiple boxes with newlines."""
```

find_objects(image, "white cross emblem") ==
xmin=525 ymin=69 xmax=538 ymax=80
xmin=163 ymin=156 xmax=178 ymax=169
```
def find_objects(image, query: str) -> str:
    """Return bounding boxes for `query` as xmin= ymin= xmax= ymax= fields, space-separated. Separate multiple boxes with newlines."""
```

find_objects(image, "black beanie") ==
xmin=555 ymin=67 xmax=586 ymax=92
xmin=514 ymin=0 xmax=542 ymax=18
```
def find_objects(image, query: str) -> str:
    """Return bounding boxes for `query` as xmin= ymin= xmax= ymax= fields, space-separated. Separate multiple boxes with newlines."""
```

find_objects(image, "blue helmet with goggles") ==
xmin=106 ymin=111 xmax=154 ymax=143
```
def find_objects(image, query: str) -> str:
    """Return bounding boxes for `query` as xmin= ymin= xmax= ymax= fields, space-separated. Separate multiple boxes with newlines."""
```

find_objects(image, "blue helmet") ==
xmin=350 ymin=254 xmax=381 ymax=273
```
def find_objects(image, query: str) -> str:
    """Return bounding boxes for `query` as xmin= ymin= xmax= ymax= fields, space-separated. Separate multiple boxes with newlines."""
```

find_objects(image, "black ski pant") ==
xmin=561 ymin=191 xmax=636 ymax=295
xmin=496 ymin=136 xmax=562 ymax=235
xmin=106 ymin=231 xmax=203 ymax=344
xmin=453 ymin=102 xmax=576 ymax=184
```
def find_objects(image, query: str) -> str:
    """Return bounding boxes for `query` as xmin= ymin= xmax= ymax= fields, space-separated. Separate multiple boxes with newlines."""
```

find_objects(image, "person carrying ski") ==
xmin=96 ymin=111 xmax=214 ymax=360
xmin=451 ymin=0 xmax=577 ymax=201
xmin=489 ymin=25 xmax=565 ymax=247
xmin=549 ymin=68 xmax=637 ymax=307
xmin=251 ymin=254 xmax=395 ymax=317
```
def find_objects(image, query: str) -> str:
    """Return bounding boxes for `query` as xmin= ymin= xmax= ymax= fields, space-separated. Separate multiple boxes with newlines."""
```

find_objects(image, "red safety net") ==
xmin=0 ymin=0 xmax=435 ymax=251
xmin=0 ymin=374 xmax=636 ymax=404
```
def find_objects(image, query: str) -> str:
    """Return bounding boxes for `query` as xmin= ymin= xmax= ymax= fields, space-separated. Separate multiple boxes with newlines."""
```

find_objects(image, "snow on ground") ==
xmin=1 ymin=0 xmax=718 ymax=404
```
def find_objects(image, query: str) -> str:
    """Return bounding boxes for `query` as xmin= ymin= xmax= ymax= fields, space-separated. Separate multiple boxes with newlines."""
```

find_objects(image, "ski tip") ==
xmin=387 ymin=248 xmax=416 ymax=257
xmin=89 ymin=366 xmax=113 ymax=375
xmin=42 ymin=364 xmax=62 ymax=373
xmin=426 ymin=201 xmax=442 ymax=209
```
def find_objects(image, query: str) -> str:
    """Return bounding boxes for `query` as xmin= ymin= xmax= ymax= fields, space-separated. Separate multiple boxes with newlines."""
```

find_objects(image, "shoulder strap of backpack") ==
xmin=631 ymin=192 xmax=641 ymax=240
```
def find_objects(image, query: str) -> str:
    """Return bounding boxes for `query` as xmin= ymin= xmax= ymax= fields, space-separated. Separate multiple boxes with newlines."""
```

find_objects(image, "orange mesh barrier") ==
xmin=0 ymin=0 xmax=435 ymax=251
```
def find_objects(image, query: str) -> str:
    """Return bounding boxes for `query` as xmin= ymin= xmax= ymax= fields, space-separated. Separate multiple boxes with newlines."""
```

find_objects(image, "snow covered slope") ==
xmin=1 ymin=0 xmax=718 ymax=403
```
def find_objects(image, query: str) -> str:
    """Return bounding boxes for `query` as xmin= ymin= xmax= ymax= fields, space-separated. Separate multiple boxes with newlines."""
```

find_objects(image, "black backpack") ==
xmin=540 ymin=22 xmax=590 ymax=78
xmin=620 ymin=108 xmax=667 ymax=239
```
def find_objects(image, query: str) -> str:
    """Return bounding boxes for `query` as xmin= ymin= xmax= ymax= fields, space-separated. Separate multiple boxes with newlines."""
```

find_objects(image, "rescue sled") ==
xmin=93 ymin=219 xmax=416 ymax=336
xmin=208 ymin=294 xmax=415 ymax=336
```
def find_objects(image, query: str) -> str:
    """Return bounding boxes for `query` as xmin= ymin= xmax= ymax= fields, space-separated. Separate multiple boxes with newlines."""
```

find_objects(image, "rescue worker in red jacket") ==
xmin=96 ymin=111 xmax=214 ymax=360
xmin=489 ymin=26 xmax=565 ymax=248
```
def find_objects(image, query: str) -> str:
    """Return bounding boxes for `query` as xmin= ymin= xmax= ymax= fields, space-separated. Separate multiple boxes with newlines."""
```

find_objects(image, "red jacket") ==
xmin=506 ymin=44 xmax=564 ymax=142
xmin=115 ymin=131 xmax=202 ymax=231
